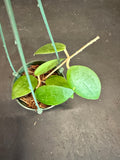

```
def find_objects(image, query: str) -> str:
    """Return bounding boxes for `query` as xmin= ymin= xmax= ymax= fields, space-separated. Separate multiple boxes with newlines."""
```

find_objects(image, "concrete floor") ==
xmin=0 ymin=0 xmax=120 ymax=159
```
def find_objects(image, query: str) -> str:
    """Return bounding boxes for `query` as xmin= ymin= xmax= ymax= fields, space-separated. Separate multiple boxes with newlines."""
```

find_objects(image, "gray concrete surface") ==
xmin=0 ymin=0 xmax=120 ymax=159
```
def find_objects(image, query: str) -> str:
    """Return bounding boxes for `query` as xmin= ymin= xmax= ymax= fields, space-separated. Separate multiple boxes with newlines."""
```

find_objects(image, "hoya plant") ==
xmin=12 ymin=37 xmax=101 ymax=107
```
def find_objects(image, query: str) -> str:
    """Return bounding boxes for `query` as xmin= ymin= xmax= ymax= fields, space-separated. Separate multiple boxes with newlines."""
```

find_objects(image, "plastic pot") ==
xmin=12 ymin=60 xmax=64 ymax=112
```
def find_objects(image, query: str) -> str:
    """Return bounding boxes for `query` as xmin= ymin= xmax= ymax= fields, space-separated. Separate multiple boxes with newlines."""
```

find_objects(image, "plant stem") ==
xmin=64 ymin=48 xmax=70 ymax=57
xmin=64 ymin=48 xmax=70 ymax=69
xmin=36 ymin=76 xmax=41 ymax=88
xmin=70 ymin=36 xmax=100 ymax=59
xmin=44 ymin=36 xmax=100 ymax=80
xmin=44 ymin=59 xmax=68 ymax=80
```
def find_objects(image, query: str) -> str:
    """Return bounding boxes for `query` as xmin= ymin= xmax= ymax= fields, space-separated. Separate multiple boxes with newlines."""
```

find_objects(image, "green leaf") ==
xmin=67 ymin=65 xmax=101 ymax=100
xmin=34 ymin=59 xmax=64 ymax=76
xmin=45 ymin=75 xmax=70 ymax=88
xmin=35 ymin=85 xmax=74 ymax=105
xmin=34 ymin=43 xmax=66 ymax=55
xmin=12 ymin=75 xmax=38 ymax=99
xmin=45 ymin=75 xmax=74 ymax=99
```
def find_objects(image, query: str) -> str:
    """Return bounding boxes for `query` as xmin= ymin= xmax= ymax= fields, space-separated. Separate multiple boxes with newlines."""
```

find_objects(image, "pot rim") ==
xmin=12 ymin=60 xmax=63 ymax=112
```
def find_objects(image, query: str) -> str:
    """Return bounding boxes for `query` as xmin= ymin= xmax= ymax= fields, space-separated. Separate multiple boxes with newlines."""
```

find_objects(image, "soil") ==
xmin=19 ymin=64 xmax=57 ymax=109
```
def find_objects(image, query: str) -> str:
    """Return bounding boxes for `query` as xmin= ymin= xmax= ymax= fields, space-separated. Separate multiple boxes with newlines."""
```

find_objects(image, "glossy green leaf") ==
xmin=34 ymin=43 xmax=66 ymax=55
xmin=45 ymin=75 xmax=74 ymax=99
xmin=45 ymin=75 xmax=70 ymax=88
xmin=67 ymin=65 xmax=101 ymax=99
xmin=34 ymin=59 xmax=64 ymax=76
xmin=12 ymin=75 xmax=38 ymax=99
xmin=35 ymin=85 xmax=74 ymax=105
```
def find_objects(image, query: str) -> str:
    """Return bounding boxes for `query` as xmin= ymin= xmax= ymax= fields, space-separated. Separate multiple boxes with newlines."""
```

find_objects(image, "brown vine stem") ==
xmin=44 ymin=36 xmax=100 ymax=80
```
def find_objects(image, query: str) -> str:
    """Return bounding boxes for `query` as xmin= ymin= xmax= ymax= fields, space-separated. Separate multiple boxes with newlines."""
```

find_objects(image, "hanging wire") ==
xmin=37 ymin=0 xmax=60 ymax=63
xmin=4 ymin=0 xmax=43 ymax=114
xmin=0 ymin=23 xmax=17 ymax=76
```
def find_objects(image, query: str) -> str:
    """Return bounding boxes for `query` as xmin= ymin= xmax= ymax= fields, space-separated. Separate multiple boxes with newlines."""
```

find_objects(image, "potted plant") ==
xmin=1 ymin=0 xmax=101 ymax=114
xmin=12 ymin=37 xmax=101 ymax=112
